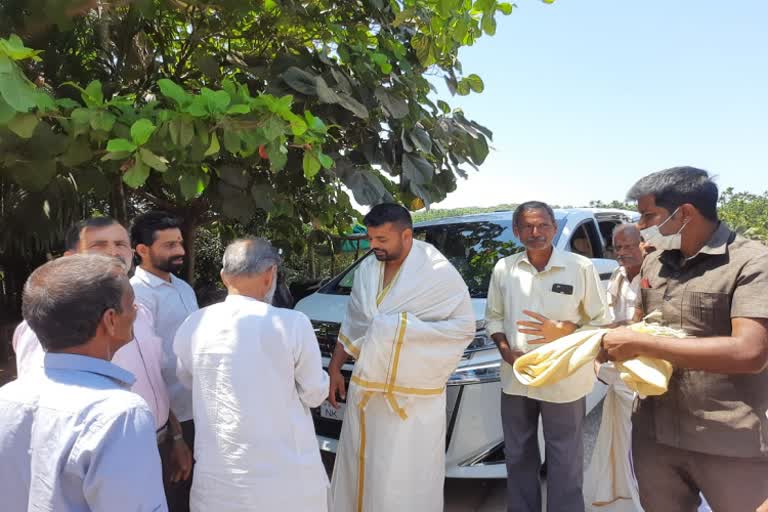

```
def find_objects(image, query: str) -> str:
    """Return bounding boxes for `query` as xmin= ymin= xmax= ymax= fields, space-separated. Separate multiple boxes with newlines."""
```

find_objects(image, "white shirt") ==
xmin=131 ymin=266 xmax=199 ymax=422
xmin=485 ymin=247 xmax=610 ymax=402
xmin=174 ymin=294 xmax=330 ymax=512
xmin=606 ymin=266 xmax=641 ymax=324
xmin=0 ymin=353 xmax=166 ymax=512
xmin=12 ymin=305 xmax=170 ymax=429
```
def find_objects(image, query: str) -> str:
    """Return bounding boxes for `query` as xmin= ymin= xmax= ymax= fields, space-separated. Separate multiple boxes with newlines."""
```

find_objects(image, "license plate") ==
xmin=320 ymin=401 xmax=346 ymax=421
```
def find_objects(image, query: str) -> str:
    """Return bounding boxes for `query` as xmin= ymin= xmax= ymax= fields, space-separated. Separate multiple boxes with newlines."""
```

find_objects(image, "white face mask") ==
xmin=640 ymin=208 xmax=689 ymax=251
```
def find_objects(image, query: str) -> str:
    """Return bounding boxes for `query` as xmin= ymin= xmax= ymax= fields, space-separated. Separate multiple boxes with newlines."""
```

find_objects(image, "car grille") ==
xmin=312 ymin=320 xmax=341 ymax=358
xmin=311 ymin=368 xmax=352 ymax=439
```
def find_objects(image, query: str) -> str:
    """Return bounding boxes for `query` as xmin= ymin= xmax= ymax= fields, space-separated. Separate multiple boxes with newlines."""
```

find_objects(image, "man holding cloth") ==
xmin=486 ymin=201 xmax=610 ymax=512
xmin=328 ymin=203 xmax=475 ymax=512
xmin=602 ymin=167 xmax=768 ymax=511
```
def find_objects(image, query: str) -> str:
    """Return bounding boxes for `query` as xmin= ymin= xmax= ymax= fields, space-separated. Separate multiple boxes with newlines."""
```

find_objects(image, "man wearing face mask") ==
xmin=602 ymin=167 xmax=768 ymax=511
xmin=173 ymin=238 xmax=330 ymax=511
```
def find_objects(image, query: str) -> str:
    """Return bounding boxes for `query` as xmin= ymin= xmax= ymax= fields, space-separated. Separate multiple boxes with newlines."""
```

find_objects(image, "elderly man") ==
xmin=173 ymin=238 xmax=329 ymax=512
xmin=0 ymin=254 xmax=166 ymax=511
xmin=486 ymin=201 xmax=610 ymax=512
xmin=584 ymin=223 xmax=645 ymax=512
xmin=603 ymin=167 xmax=768 ymax=511
xmin=328 ymin=203 xmax=475 ymax=512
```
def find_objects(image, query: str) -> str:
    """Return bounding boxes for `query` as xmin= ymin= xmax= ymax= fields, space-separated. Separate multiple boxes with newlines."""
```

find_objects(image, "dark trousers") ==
xmin=160 ymin=420 xmax=195 ymax=512
xmin=632 ymin=431 xmax=768 ymax=512
xmin=501 ymin=393 xmax=586 ymax=512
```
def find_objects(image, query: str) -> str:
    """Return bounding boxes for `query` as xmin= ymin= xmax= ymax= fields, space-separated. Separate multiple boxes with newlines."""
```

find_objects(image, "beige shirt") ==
xmin=486 ymin=247 xmax=610 ymax=402
xmin=606 ymin=266 xmax=640 ymax=323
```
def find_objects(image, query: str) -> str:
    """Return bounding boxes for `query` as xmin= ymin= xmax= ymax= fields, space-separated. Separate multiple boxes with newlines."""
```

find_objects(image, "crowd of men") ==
xmin=0 ymin=165 xmax=766 ymax=512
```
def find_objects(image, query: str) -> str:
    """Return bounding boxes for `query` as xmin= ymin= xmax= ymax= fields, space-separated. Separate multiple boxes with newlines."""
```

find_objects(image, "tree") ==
xmin=718 ymin=187 xmax=768 ymax=242
xmin=0 ymin=0 xmax=521 ymax=287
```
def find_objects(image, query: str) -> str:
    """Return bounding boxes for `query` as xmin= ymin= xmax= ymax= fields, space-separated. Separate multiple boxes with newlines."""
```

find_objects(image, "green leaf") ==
xmin=201 ymin=88 xmax=231 ymax=114
xmin=281 ymin=67 xmax=318 ymax=96
xmin=375 ymin=87 xmax=409 ymax=119
xmin=319 ymin=152 xmax=334 ymax=169
xmin=262 ymin=116 xmax=285 ymax=141
xmin=139 ymin=148 xmax=168 ymax=171
xmin=0 ymin=62 xmax=38 ymax=112
xmin=371 ymin=52 xmax=392 ymax=74
xmin=34 ymin=92 xmax=56 ymax=112
xmin=0 ymin=35 xmax=41 ymax=61
xmin=337 ymin=92 xmax=369 ymax=119
xmin=8 ymin=159 xmax=56 ymax=191
xmin=7 ymin=112 xmax=38 ymax=138
xmin=226 ymin=104 xmax=250 ymax=115
xmin=56 ymin=98 xmax=80 ymax=110
xmin=158 ymin=79 xmax=191 ymax=107
xmin=466 ymin=74 xmax=484 ymax=93
xmin=303 ymin=151 xmax=322 ymax=180
xmin=107 ymin=138 xmax=137 ymax=153
xmin=60 ymin=137 xmax=92 ymax=166
xmin=204 ymin=132 xmax=220 ymax=156
xmin=411 ymin=34 xmax=435 ymax=67
xmin=481 ymin=13 xmax=497 ymax=35
xmin=85 ymin=80 xmax=103 ymax=105
xmin=0 ymin=97 xmax=16 ymax=123
xmin=266 ymin=142 xmax=288 ymax=172
xmin=251 ymin=184 xmax=274 ymax=211
xmin=304 ymin=111 xmax=327 ymax=133
xmin=498 ymin=2 xmax=514 ymax=14
xmin=437 ymin=100 xmax=451 ymax=114
xmin=130 ymin=119 xmax=156 ymax=145
xmin=288 ymin=115 xmax=308 ymax=136
xmin=169 ymin=117 xmax=194 ymax=146
xmin=316 ymin=77 xmax=341 ymax=104
xmin=410 ymin=126 xmax=433 ymax=153
xmin=452 ymin=16 xmax=470 ymax=43
xmin=222 ymin=129 xmax=241 ymax=154
xmin=402 ymin=153 xmax=434 ymax=185
xmin=123 ymin=160 xmax=150 ymax=188
xmin=456 ymin=80 xmax=471 ymax=96
xmin=180 ymin=172 xmax=209 ymax=199
xmin=90 ymin=110 xmax=116 ymax=132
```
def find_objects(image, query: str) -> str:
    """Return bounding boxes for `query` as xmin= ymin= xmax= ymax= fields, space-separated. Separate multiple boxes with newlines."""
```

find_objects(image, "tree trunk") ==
xmin=181 ymin=216 xmax=198 ymax=286
xmin=111 ymin=173 xmax=128 ymax=225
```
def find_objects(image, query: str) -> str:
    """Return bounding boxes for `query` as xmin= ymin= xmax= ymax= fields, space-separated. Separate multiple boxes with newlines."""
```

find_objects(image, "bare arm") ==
xmin=327 ymin=342 xmax=350 ymax=408
xmin=602 ymin=317 xmax=768 ymax=374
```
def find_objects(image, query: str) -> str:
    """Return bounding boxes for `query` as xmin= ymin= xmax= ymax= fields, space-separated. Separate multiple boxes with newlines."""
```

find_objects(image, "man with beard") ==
xmin=173 ymin=238 xmax=329 ymax=511
xmin=12 ymin=216 xmax=193 ymax=503
xmin=130 ymin=210 xmax=199 ymax=512
xmin=485 ymin=201 xmax=609 ymax=512
xmin=328 ymin=203 xmax=475 ymax=512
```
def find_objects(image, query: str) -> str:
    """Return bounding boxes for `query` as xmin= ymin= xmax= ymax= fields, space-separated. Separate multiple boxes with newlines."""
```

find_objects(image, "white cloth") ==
xmin=606 ymin=267 xmax=640 ymax=324
xmin=173 ymin=294 xmax=329 ymax=512
xmin=584 ymin=366 xmax=643 ymax=512
xmin=131 ymin=266 xmax=199 ymax=422
xmin=330 ymin=240 xmax=475 ymax=512
xmin=12 ymin=305 xmax=170 ymax=429
xmin=485 ymin=247 xmax=611 ymax=402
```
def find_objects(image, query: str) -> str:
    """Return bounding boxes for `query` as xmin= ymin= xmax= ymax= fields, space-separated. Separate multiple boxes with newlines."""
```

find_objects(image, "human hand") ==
xmin=328 ymin=369 xmax=346 ymax=409
xmin=517 ymin=310 xmax=578 ymax=345
xmin=601 ymin=327 xmax=644 ymax=362
xmin=499 ymin=344 xmax=525 ymax=366
xmin=170 ymin=437 xmax=193 ymax=482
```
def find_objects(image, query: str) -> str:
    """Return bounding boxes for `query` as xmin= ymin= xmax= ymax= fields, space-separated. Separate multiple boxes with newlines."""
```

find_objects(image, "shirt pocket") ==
xmin=682 ymin=291 xmax=731 ymax=336
xmin=540 ymin=286 xmax=582 ymax=323
xmin=640 ymin=288 xmax=665 ymax=317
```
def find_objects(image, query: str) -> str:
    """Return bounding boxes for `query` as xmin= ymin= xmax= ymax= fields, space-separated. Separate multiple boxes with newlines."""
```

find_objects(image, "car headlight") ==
xmin=447 ymin=360 xmax=501 ymax=386
xmin=465 ymin=328 xmax=495 ymax=353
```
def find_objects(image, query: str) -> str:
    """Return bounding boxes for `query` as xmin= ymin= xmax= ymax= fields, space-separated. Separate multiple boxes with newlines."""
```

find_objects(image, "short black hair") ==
xmin=23 ymin=254 xmax=126 ymax=351
xmin=626 ymin=167 xmax=719 ymax=222
xmin=363 ymin=203 xmax=413 ymax=231
xmin=64 ymin=217 xmax=121 ymax=252
xmin=513 ymin=201 xmax=556 ymax=228
xmin=130 ymin=210 xmax=182 ymax=249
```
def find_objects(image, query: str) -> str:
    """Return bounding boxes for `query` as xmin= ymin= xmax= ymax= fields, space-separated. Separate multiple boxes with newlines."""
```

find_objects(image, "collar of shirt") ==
xmin=516 ymin=246 xmax=568 ymax=273
xmin=224 ymin=294 xmax=265 ymax=305
xmin=43 ymin=353 xmax=136 ymax=388
xmin=133 ymin=266 xmax=177 ymax=289
xmin=659 ymin=222 xmax=734 ymax=269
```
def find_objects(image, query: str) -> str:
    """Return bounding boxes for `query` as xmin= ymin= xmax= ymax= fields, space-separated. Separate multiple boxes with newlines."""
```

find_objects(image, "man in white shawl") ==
xmin=327 ymin=203 xmax=475 ymax=512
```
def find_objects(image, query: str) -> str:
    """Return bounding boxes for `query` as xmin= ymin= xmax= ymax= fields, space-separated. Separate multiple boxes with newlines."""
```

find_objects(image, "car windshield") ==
xmin=325 ymin=215 xmax=565 ymax=298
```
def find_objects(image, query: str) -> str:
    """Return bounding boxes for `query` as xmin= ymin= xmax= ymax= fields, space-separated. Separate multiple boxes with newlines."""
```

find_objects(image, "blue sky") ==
xmin=433 ymin=0 xmax=768 ymax=209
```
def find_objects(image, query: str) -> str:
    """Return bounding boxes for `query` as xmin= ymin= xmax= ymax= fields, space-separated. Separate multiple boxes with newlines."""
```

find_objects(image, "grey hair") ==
xmin=22 ymin=254 xmax=127 ymax=352
xmin=626 ymin=166 xmax=719 ymax=222
xmin=222 ymin=237 xmax=281 ymax=276
xmin=612 ymin=223 xmax=641 ymax=242
xmin=513 ymin=200 xmax=556 ymax=228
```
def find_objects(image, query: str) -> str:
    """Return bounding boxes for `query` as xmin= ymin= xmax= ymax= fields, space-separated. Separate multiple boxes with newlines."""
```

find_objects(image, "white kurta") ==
xmin=329 ymin=240 xmax=475 ymax=512
xmin=174 ymin=295 xmax=330 ymax=512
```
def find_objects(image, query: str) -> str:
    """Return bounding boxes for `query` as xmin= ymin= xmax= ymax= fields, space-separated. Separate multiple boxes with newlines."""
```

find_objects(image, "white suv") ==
xmin=295 ymin=208 xmax=636 ymax=478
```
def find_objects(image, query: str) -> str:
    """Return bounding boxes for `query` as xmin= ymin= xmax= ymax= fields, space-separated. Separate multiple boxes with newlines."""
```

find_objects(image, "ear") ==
xmin=680 ymin=203 xmax=696 ymax=221
xmin=101 ymin=308 xmax=118 ymax=337
xmin=63 ymin=250 xmax=75 ymax=256
xmin=135 ymin=243 xmax=150 ymax=260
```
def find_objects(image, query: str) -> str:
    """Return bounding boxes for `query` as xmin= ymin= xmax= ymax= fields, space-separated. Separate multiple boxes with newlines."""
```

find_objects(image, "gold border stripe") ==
xmin=338 ymin=333 xmax=360 ymax=358
xmin=386 ymin=312 xmax=408 ymax=394
xmin=351 ymin=376 xmax=444 ymax=396
xmin=357 ymin=391 xmax=373 ymax=512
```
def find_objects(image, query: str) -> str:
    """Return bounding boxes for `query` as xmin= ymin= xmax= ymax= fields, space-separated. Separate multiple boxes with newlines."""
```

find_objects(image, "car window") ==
xmin=322 ymin=215 xmax=565 ymax=298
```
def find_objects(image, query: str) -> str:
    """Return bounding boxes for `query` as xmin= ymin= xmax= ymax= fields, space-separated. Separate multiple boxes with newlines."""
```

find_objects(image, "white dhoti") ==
xmin=329 ymin=240 xmax=475 ymax=512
